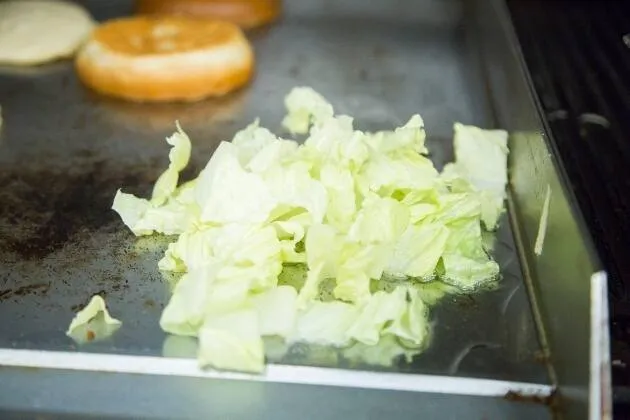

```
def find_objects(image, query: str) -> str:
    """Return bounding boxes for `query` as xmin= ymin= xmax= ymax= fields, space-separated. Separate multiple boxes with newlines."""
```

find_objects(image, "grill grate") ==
xmin=507 ymin=0 xmax=630 ymax=388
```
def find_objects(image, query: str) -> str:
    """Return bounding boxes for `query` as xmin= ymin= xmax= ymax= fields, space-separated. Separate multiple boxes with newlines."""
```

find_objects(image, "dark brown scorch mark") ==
xmin=0 ymin=159 xmax=159 ymax=260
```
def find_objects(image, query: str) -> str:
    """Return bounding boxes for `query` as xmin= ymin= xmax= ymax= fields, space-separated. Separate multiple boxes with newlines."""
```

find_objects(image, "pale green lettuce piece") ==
xmin=452 ymin=123 xmax=508 ymax=194
xmin=151 ymin=122 xmax=192 ymax=206
xmin=440 ymin=254 xmax=499 ymax=291
xmin=358 ymin=152 xmax=438 ymax=198
xmin=252 ymin=285 xmax=298 ymax=337
xmin=264 ymin=162 xmax=328 ymax=224
xmin=160 ymin=224 xmax=284 ymax=336
xmin=216 ymin=263 xmax=282 ymax=294
xmin=279 ymin=240 xmax=306 ymax=264
xmin=297 ymin=224 xmax=342 ymax=307
xmin=231 ymin=119 xmax=299 ymax=173
xmin=347 ymin=195 xmax=409 ymax=245
xmin=130 ymin=199 xmax=198 ymax=236
xmin=385 ymin=223 xmax=449 ymax=279
xmin=346 ymin=287 xmax=407 ymax=345
xmin=289 ymin=300 xmax=359 ymax=347
xmin=112 ymin=183 xmax=200 ymax=237
xmin=188 ymin=224 xmax=283 ymax=290
xmin=319 ymin=164 xmax=357 ymax=232
xmin=440 ymin=218 xmax=499 ymax=290
xmin=247 ymin=138 xmax=298 ymax=174
xmin=441 ymin=164 xmax=503 ymax=231
xmin=479 ymin=191 xmax=505 ymax=232
xmin=273 ymin=212 xmax=311 ymax=243
xmin=111 ymin=191 xmax=152 ymax=236
xmin=66 ymin=295 xmax=122 ymax=344
xmin=211 ymin=224 xmax=281 ymax=267
xmin=343 ymin=335 xmax=421 ymax=367
xmin=231 ymin=119 xmax=279 ymax=165
xmin=303 ymin=115 xmax=369 ymax=169
xmin=401 ymin=189 xmax=439 ymax=224
xmin=334 ymin=242 xmax=392 ymax=303
xmin=158 ymin=227 xmax=217 ymax=272
xmin=443 ymin=218 xmax=486 ymax=258
xmin=214 ymin=225 xmax=282 ymax=291
xmin=159 ymin=263 xmax=221 ymax=336
xmin=364 ymin=114 xmax=428 ymax=155
xmin=384 ymin=286 xmax=430 ymax=347
xmin=432 ymin=192 xmax=481 ymax=224
xmin=198 ymin=307 xmax=265 ymax=373
xmin=442 ymin=123 xmax=509 ymax=230
xmin=273 ymin=213 xmax=310 ymax=264
xmin=282 ymin=87 xmax=334 ymax=134
xmin=415 ymin=281 xmax=460 ymax=305
xmin=195 ymin=142 xmax=277 ymax=224
xmin=159 ymin=223 xmax=282 ymax=275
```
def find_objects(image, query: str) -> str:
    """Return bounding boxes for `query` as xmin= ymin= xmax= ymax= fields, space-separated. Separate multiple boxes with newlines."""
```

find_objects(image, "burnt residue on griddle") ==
xmin=454 ymin=294 xmax=478 ymax=310
xmin=0 ymin=158 xmax=159 ymax=260
xmin=0 ymin=282 xmax=51 ymax=301
xmin=534 ymin=350 xmax=551 ymax=365
xmin=504 ymin=388 xmax=560 ymax=410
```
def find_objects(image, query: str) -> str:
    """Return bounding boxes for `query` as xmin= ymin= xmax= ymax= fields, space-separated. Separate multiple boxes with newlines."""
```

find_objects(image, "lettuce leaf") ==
xmin=346 ymin=287 xmax=407 ymax=345
xmin=289 ymin=300 xmax=359 ymax=347
xmin=442 ymin=123 xmax=509 ymax=230
xmin=195 ymin=142 xmax=277 ymax=224
xmin=343 ymin=335 xmax=421 ymax=367
xmin=385 ymin=223 xmax=450 ymax=279
xmin=159 ymin=263 xmax=221 ymax=336
xmin=198 ymin=307 xmax=265 ymax=373
xmin=383 ymin=286 xmax=430 ymax=347
xmin=151 ymin=122 xmax=192 ymax=206
xmin=253 ymin=285 xmax=298 ymax=337
xmin=66 ymin=295 xmax=121 ymax=344
xmin=282 ymin=87 xmax=334 ymax=134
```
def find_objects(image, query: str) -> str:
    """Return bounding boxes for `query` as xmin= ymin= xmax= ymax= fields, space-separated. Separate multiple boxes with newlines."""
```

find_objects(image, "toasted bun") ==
xmin=0 ymin=0 xmax=95 ymax=66
xmin=75 ymin=17 xmax=254 ymax=102
xmin=135 ymin=0 xmax=281 ymax=29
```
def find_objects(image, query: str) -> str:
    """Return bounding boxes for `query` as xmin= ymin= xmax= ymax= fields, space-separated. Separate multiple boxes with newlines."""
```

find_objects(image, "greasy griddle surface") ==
xmin=0 ymin=10 xmax=547 ymax=383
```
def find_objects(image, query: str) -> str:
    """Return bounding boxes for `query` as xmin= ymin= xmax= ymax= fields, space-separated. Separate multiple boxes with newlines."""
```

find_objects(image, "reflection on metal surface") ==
xmin=447 ymin=342 xmax=501 ymax=375
xmin=534 ymin=184 xmax=551 ymax=256
xmin=590 ymin=272 xmax=612 ymax=420
xmin=161 ymin=335 xmax=197 ymax=359
xmin=94 ymin=89 xmax=246 ymax=132
xmin=0 ymin=348 xmax=554 ymax=398
xmin=578 ymin=113 xmax=610 ymax=129
xmin=501 ymin=283 xmax=521 ymax=315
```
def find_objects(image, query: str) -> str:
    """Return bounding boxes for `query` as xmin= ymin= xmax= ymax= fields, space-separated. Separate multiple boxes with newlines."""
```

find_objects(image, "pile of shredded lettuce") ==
xmin=112 ymin=87 xmax=509 ymax=373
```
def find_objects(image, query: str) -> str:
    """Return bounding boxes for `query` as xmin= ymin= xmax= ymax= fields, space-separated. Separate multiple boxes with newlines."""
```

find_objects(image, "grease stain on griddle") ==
xmin=0 ymin=282 xmax=50 ymax=301
xmin=0 ymin=158 xmax=159 ymax=260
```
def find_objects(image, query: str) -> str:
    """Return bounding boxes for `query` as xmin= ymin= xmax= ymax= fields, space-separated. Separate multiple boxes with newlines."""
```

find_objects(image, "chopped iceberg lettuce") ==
xmin=112 ymin=88 xmax=508 ymax=373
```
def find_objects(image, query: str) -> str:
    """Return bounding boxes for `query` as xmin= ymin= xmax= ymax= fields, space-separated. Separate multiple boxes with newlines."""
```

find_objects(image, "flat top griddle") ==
xmin=0 ymin=0 xmax=592 ymax=418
